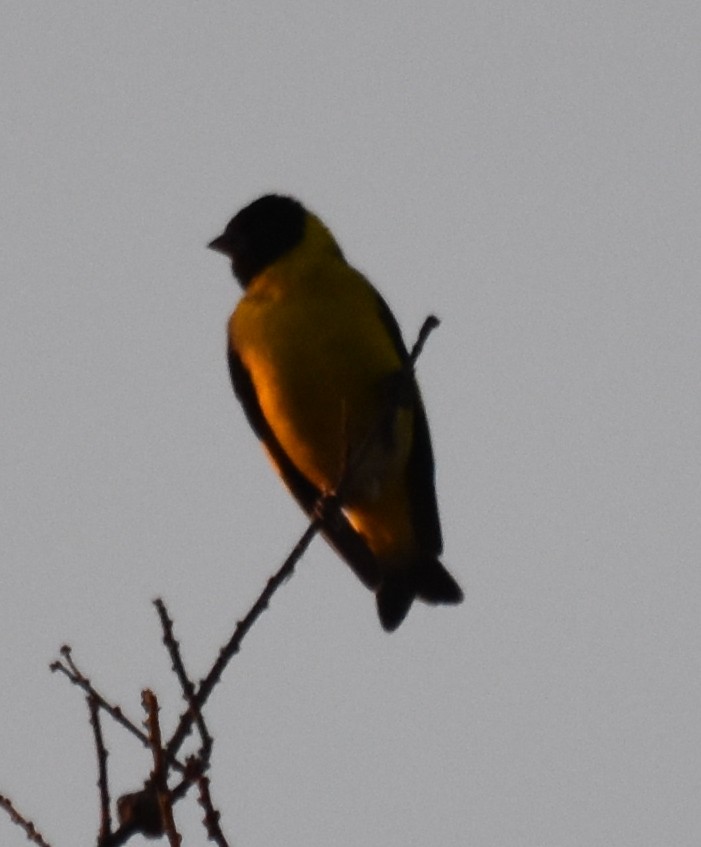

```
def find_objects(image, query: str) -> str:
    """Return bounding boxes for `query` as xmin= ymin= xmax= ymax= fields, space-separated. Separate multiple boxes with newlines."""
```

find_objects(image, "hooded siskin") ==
xmin=209 ymin=194 xmax=463 ymax=630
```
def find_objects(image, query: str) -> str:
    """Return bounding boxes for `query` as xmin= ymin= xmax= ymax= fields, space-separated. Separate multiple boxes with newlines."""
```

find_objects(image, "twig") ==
xmin=165 ymin=315 xmax=440 ymax=760
xmin=196 ymin=773 xmax=230 ymax=847
xmin=143 ymin=690 xmax=181 ymax=847
xmin=0 ymin=794 xmax=52 ymax=847
xmin=154 ymin=599 xmax=212 ymax=761
xmin=166 ymin=518 xmax=320 ymax=761
xmin=51 ymin=646 xmax=187 ymax=775
xmin=51 ymin=647 xmax=148 ymax=754
xmin=409 ymin=314 xmax=440 ymax=365
xmin=88 ymin=694 xmax=112 ymax=841
xmin=37 ymin=314 xmax=441 ymax=847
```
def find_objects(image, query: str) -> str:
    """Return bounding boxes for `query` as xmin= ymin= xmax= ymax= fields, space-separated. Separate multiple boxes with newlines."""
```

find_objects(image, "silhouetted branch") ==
xmin=154 ymin=599 xmax=212 ymax=763
xmin=143 ymin=690 xmax=180 ymax=847
xmin=165 ymin=314 xmax=441 ymax=759
xmin=3 ymin=316 xmax=441 ymax=847
xmin=165 ymin=517 xmax=321 ymax=762
xmin=0 ymin=795 xmax=52 ymax=847
xmin=51 ymin=648 xmax=149 ymax=760
xmin=88 ymin=694 xmax=112 ymax=841
xmin=50 ymin=646 xmax=188 ymax=777
xmin=409 ymin=314 xmax=440 ymax=364
xmin=196 ymin=774 xmax=229 ymax=847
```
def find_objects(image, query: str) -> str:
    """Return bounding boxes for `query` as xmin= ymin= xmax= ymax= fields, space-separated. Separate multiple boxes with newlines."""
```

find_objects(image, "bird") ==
xmin=208 ymin=194 xmax=463 ymax=631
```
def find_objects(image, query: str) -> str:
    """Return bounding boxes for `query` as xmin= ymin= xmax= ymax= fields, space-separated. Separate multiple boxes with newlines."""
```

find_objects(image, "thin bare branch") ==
xmin=51 ymin=647 xmax=187 ymax=776
xmin=37 ymin=315 xmax=441 ymax=847
xmin=154 ymin=599 xmax=212 ymax=761
xmin=409 ymin=314 xmax=440 ymax=365
xmin=165 ymin=315 xmax=440 ymax=759
xmin=143 ymin=690 xmax=181 ymax=847
xmin=166 ymin=517 xmax=320 ymax=760
xmin=0 ymin=794 xmax=52 ymax=847
xmin=51 ymin=647 xmax=148 ymax=752
xmin=197 ymin=774 xmax=230 ymax=847
xmin=88 ymin=694 xmax=112 ymax=841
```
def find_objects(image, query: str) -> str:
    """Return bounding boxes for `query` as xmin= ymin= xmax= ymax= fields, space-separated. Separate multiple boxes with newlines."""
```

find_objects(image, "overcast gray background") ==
xmin=2 ymin=3 xmax=700 ymax=845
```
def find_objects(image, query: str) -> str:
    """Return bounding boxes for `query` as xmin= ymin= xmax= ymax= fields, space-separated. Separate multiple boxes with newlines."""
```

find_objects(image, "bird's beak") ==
xmin=207 ymin=233 xmax=230 ymax=255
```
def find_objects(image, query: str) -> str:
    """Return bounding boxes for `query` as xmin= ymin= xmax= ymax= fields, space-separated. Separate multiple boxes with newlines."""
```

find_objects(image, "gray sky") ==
xmin=2 ymin=2 xmax=700 ymax=845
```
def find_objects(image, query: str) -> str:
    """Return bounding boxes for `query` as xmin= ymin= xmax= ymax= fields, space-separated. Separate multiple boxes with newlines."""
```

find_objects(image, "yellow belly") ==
xmin=231 ymin=263 xmax=417 ymax=557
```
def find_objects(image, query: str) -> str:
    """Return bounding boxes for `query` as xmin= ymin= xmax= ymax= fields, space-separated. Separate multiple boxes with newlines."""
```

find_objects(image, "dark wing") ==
xmin=405 ymin=390 xmax=443 ymax=555
xmin=372 ymin=292 xmax=443 ymax=557
xmin=228 ymin=343 xmax=381 ymax=590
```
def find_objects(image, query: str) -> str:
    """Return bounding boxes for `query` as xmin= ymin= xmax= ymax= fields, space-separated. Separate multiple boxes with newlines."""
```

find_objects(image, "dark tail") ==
xmin=376 ymin=558 xmax=463 ymax=632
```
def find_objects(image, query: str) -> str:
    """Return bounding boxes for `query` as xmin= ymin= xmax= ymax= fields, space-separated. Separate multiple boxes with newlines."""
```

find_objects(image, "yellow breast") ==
xmin=230 ymin=228 xmax=418 ymax=558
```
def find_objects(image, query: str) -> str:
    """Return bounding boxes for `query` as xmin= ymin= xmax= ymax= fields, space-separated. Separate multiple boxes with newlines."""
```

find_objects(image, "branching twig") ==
xmin=164 ymin=314 xmax=440 ymax=759
xmin=154 ymin=599 xmax=212 ymax=762
xmin=143 ymin=690 xmax=180 ymax=847
xmin=51 ymin=647 xmax=148 ymax=755
xmin=33 ymin=315 xmax=441 ymax=847
xmin=50 ymin=646 xmax=187 ymax=776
